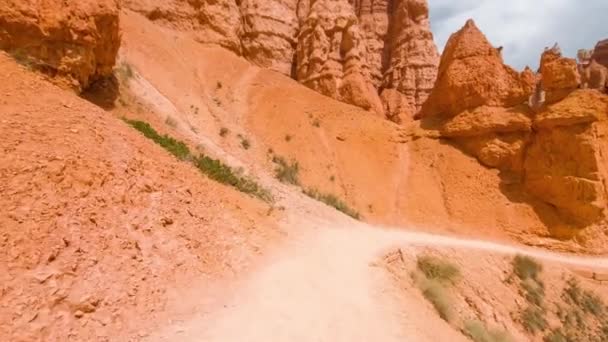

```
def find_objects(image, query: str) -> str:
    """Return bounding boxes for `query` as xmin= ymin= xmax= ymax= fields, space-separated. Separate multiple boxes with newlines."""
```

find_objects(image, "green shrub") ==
xmin=124 ymin=119 xmax=271 ymax=202
xmin=513 ymin=255 xmax=542 ymax=281
xmin=124 ymin=119 xmax=190 ymax=160
xmin=464 ymin=320 xmax=512 ymax=342
xmin=521 ymin=306 xmax=548 ymax=334
xmin=417 ymin=256 xmax=460 ymax=284
xmin=273 ymin=156 xmax=300 ymax=185
xmin=303 ymin=188 xmax=360 ymax=219
xmin=193 ymin=155 xmax=271 ymax=202
xmin=563 ymin=277 xmax=606 ymax=317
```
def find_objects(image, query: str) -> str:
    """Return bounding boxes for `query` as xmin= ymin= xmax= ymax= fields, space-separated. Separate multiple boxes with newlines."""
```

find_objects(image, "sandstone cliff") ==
xmin=121 ymin=0 xmax=439 ymax=120
xmin=0 ymin=0 xmax=120 ymax=91
xmin=419 ymin=20 xmax=608 ymax=229
xmin=382 ymin=0 xmax=439 ymax=111
xmin=295 ymin=0 xmax=384 ymax=114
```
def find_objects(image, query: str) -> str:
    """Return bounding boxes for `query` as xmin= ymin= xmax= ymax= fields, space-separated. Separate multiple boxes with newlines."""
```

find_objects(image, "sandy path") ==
xmin=145 ymin=220 xmax=608 ymax=342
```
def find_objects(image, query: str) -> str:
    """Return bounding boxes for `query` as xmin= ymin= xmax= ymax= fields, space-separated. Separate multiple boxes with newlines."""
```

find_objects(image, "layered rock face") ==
xmin=0 ymin=0 xmax=120 ymax=91
xmin=421 ymin=20 xmax=534 ymax=118
xmin=592 ymin=39 xmax=608 ymax=67
xmin=295 ymin=0 xmax=383 ymax=114
xmin=240 ymin=0 xmax=299 ymax=75
xmin=123 ymin=0 xmax=439 ymax=119
xmin=420 ymin=19 xmax=608 ymax=228
xmin=382 ymin=0 xmax=439 ymax=111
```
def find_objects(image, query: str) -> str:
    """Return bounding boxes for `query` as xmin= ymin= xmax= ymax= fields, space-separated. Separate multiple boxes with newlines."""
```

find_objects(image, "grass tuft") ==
xmin=417 ymin=256 xmax=460 ymax=284
xmin=303 ymin=188 xmax=360 ymax=219
xmin=272 ymin=156 xmax=300 ymax=185
xmin=124 ymin=119 xmax=271 ymax=202
xmin=521 ymin=306 xmax=548 ymax=334
xmin=513 ymin=255 xmax=542 ymax=281
xmin=193 ymin=155 xmax=271 ymax=201
xmin=124 ymin=119 xmax=190 ymax=160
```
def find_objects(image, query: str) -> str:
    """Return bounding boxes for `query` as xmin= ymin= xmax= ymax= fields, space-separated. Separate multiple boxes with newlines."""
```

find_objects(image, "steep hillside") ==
xmin=115 ymin=10 xmax=559 ymax=244
xmin=0 ymin=54 xmax=281 ymax=340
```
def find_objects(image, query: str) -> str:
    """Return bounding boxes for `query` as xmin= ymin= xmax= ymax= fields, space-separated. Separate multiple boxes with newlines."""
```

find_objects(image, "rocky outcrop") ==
xmin=123 ymin=0 xmax=440 ymax=119
xmin=539 ymin=46 xmax=581 ymax=103
xmin=416 ymin=20 xmax=608 ymax=227
xmin=295 ymin=0 xmax=383 ymax=114
xmin=240 ymin=0 xmax=299 ymax=75
xmin=122 ymin=0 xmax=242 ymax=53
xmin=581 ymin=60 xmax=607 ymax=91
xmin=524 ymin=90 xmax=608 ymax=224
xmin=420 ymin=20 xmax=534 ymax=118
xmin=592 ymin=39 xmax=608 ymax=68
xmin=349 ymin=0 xmax=391 ymax=87
xmin=0 ymin=0 xmax=120 ymax=91
xmin=382 ymin=0 xmax=439 ymax=112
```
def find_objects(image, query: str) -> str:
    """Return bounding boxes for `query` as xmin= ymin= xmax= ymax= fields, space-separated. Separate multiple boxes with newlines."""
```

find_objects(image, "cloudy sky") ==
xmin=428 ymin=0 xmax=608 ymax=70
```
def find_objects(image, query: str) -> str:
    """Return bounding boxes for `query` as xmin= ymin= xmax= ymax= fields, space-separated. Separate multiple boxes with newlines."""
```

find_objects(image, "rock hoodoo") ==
xmin=122 ymin=0 xmax=440 ymax=120
xmin=382 ymin=0 xmax=439 ymax=112
xmin=420 ymin=20 xmax=534 ymax=118
xmin=0 ymin=0 xmax=121 ymax=91
xmin=295 ymin=0 xmax=384 ymax=114
xmin=592 ymin=39 xmax=608 ymax=68
xmin=416 ymin=20 xmax=608 ymax=228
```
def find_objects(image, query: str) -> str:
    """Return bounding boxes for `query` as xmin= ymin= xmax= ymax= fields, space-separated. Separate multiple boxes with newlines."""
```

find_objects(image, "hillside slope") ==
xmin=0 ymin=53 xmax=281 ymax=341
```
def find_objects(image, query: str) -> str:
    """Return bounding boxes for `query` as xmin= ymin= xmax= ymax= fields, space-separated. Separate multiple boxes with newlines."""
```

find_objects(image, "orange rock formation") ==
xmin=0 ymin=0 xmax=120 ymax=91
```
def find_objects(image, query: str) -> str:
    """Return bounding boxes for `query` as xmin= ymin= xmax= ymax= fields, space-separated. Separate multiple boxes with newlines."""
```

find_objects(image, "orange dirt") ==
xmin=2 ymin=6 xmax=608 ymax=342
xmin=0 ymin=53 xmax=281 ymax=341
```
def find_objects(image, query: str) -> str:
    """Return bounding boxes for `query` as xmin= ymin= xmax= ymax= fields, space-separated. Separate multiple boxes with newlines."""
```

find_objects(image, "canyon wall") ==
xmin=121 ymin=0 xmax=439 ymax=120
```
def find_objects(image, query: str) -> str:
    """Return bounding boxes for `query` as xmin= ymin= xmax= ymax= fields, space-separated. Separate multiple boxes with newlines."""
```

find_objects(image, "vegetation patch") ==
xmin=463 ymin=320 xmax=512 ymax=342
xmin=124 ymin=119 xmax=190 ymax=160
xmin=562 ymin=277 xmax=606 ymax=317
xmin=125 ymin=119 xmax=271 ymax=202
xmin=303 ymin=188 xmax=360 ymax=219
xmin=521 ymin=306 xmax=548 ymax=333
xmin=272 ymin=156 xmax=300 ymax=185
xmin=193 ymin=155 xmax=271 ymax=201
xmin=417 ymin=256 xmax=460 ymax=284
xmin=412 ymin=255 xmax=461 ymax=323
xmin=513 ymin=255 xmax=542 ymax=282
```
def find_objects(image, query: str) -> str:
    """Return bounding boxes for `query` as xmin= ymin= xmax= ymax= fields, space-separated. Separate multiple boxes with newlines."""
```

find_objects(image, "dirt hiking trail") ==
xmin=145 ymin=218 xmax=608 ymax=342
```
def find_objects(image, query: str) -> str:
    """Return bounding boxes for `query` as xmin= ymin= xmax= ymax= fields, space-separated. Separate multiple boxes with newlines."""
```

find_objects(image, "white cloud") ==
xmin=428 ymin=0 xmax=608 ymax=70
